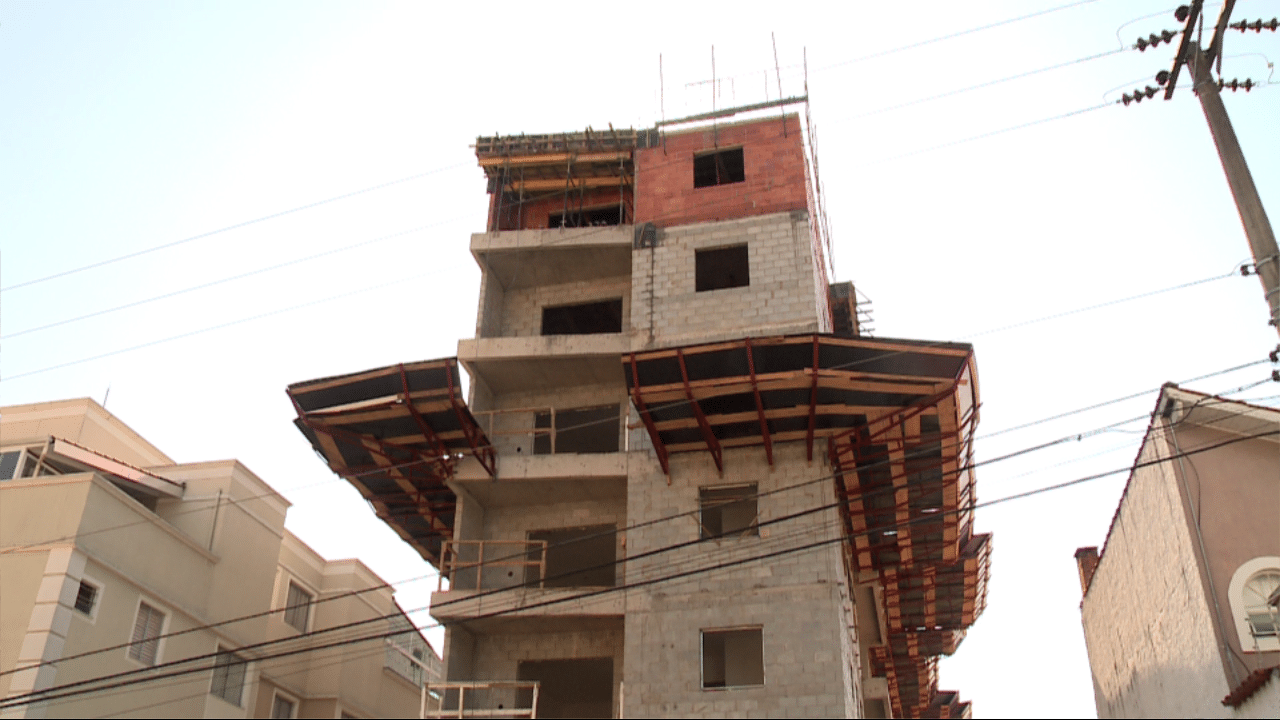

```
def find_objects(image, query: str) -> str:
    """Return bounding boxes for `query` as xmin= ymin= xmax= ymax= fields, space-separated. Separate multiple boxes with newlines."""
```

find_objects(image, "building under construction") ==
xmin=288 ymin=100 xmax=991 ymax=718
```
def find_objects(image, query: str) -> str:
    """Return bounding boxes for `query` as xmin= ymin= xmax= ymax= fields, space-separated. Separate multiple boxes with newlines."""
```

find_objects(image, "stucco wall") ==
xmin=1080 ymin=429 xmax=1235 ymax=718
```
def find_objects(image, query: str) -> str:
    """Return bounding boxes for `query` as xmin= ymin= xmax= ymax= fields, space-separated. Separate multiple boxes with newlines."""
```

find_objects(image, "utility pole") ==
xmin=1163 ymin=1 xmax=1280 ymax=335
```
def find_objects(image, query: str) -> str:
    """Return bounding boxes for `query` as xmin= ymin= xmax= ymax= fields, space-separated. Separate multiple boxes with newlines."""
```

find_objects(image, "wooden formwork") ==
xmin=288 ymin=358 xmax=496 ymax=567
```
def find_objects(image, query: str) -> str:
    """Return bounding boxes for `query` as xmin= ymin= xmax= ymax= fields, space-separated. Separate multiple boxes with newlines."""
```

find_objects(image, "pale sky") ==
xmin=2 ymin=2 xmax=1278 ymax=717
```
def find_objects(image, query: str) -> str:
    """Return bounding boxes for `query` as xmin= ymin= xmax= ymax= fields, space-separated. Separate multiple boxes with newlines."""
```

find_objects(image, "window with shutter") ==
xmin=209 ymin=648 xmax=248 ymax=706
xmin=283 ymin=582 xmax=312 ymax=632
xmin=127 ymin=602 xmax=165 ymax=665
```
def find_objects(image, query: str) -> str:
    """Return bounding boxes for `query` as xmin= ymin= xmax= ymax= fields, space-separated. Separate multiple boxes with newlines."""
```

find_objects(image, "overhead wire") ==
xmin=816 ymin=0 xmax=1101 ymax=70
xmin=7 ymin=422 xmax=1276 ymax=711
xmin=0 ymin=162 xmax=473 ymax=294
xmin=0 ymin=221 xmax=464 ymax=340
xmin=5 ymin=372 xmax=1273 ymax=697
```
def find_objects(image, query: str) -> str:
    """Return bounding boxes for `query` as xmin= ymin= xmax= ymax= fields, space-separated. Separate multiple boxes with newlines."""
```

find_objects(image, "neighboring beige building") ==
xmin=1074 ymin=385 xmax=1280 ymax=718
xmin=288 ymin=107 xmax=991 ymax=718
xmin=0 ymin=398 xmax=438 ymax=719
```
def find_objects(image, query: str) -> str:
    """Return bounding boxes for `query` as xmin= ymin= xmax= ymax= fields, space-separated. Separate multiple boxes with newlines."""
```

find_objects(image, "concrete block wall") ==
xmin=631 ymin=211 xmax=826 ymax=349
xmin=477 ymin=382 xmax=628 ymax=458
xmin=497 ymin=275 xmax=631 ymax=339
xmin=481 ymin=495 xmax=627 ymax=586
xmin=467 ymin=624 xmax=625 ymax=716
xmin=1080 ymin=430 xmax=1235 ymax=718
xmin=635 ymin=117 xmax=808 ymax=228
xmin=622 ymin=443 xmax=858 ymax=717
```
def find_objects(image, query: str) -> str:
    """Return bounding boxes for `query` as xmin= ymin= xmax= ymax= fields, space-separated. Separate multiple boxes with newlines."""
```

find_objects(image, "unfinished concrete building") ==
xmin=288 ymin=104 xmax=991 ymax=718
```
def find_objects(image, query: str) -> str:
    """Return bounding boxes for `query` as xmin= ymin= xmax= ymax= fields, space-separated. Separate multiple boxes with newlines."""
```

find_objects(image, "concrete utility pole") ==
xmin=1165 ymin=1 xmax=1280 ymax=336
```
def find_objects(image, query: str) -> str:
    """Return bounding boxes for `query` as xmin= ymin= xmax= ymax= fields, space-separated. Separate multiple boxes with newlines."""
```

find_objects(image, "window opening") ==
xmin=210 ymin=648 xmax=248 ymax=706
xmin=526 ymin=525 xmax=617 ymax=588
xmin=517 ymin=658 xmax=613 ymax=718
xmin=700 ymin=485 xmax=758 ymax=539
xmin=541 ymin=299 xmax=623 ymax=336
xmin=695 ymin=245 xmax=750 ymax=292
xmin=284 ymin=582 xmax=312 ymax=632
xmin=693 ymin=148 xmax=745 ymax=188
xmin=128 ymin=602 xmax=165 ymax=665
xmin=702 ymin=628 xmax=764 ymax=688
xmin=271 ymin=693 xmax=297 ymax=719
xmin=1244 ymin=570 xmax=1280 ymax=641
xmin=74 ymin=581 xmax=98 ymax=616
xmin=533 ymin=405 xmax=620 ymax=455
xmin=0 ymin=451 xmax=19 ymax=480
xmin=0 ymin=449 xmax=41 ymax=480
xmin=548 ymin=205 xmax=622 ymax=228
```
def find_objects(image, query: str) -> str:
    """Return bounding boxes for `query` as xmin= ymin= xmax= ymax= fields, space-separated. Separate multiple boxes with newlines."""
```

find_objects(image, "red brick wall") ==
xmin=488 ymin=187 xmax=628 ymax=230
xmin=634 ymin=115 xmax=809 ymax=227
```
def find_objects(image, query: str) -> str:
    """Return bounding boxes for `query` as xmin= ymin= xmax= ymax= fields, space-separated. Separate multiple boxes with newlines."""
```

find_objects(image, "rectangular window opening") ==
xmin=128 ymin=602 xmax=165 ymax=666
xmin=702 ymin=628 xmax=764 ymax=689
xmin=526 ymin=525 xmax=617 ymax=588
xmin=533 ymin=405 xmax=621 ymax=455
xmin=695 ymin=245 xmax=750 ymax=292
xmin=700 ymin=485 xmax=759 ymax=539
xmin=210 ymin=648 xmax=248 ymax=706
xmin=693 ymin=148 xmax=745 ymax=188
xmin=283 ymin=582 xmax=312 ymax=632
xmin=541 ymin=299 xmax=623 ymax=336
xmin=74 ymin=581 xmax=98 ymax=616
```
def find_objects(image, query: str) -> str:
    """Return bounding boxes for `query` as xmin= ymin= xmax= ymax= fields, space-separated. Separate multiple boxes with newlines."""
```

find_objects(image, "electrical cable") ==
xmin=1 ymin=270 xmax=435 ymax=381
xmin=817 ymin=1 xmax=1100 ymax=70
xmin=866 ymin=101 xmax=1116 ymax=164
xmin=851 ymin=48 xmax=1129 ymax=120
xmin=0 ymin=222 xmax=463 ymax=340
xmin=5 ymin=384 xmax=1274 ymax=703
xmin=0 ymin=163 xmax=472 ymax=294
xmin=6 ymin=424 xmax=1274 ymax=711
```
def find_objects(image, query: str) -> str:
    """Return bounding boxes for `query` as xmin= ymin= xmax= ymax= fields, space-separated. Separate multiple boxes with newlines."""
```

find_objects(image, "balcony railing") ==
xmin=422 ymin=681 xmax=540 ymax=719
xmin=439 ymin=540 xmax=547 ymax=592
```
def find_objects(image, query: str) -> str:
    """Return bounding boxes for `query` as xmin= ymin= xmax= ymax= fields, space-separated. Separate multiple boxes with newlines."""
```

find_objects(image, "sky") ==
xmin=2 ymin=1 xmax=1278 ymax=717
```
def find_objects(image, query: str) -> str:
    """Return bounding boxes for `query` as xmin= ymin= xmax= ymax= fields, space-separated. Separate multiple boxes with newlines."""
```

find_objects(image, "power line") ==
xmin=851 ymin=47 xmax=1128 ymax=120
xmin=1 ymin=270 xmax=434 ymax=381
xmin=0 ymin=223 xmax=461 ymax=340
xmin=7 ymin=423 xmax=1274 ymax=710
xmin=5 ymin=380 xmax=1272 ymax=698
xmin=817 ymin=0 xmax=1100 ymax=70
xmin=867 ymin=101 xmax=1115 ymax=164
xmin=0 ymin=162 xmax=471 ymax=294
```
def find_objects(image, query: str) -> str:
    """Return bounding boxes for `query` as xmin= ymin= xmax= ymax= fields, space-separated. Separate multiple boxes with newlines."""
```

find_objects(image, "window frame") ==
xmin=126 ymin=599 xmax=167 ymax=667
xmin=1227 ymin=556 xmax=1280 ymax=652
xmin=72 ymin=575 xmax=103 ymax=621
xmin=282 ymin=579 xmax=314 ymax=633
xmin=208 ymin=645 xmax=249 ymax=707
xmin=270 ymin=689 xmax=299 ymax=719
xmin=700 ymin=626 xmax=765 ymax=690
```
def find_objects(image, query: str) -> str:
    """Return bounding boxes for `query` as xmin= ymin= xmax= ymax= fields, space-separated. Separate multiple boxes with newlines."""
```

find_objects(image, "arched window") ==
xmin=1229 ymin=557 xmax=1280 ymax=652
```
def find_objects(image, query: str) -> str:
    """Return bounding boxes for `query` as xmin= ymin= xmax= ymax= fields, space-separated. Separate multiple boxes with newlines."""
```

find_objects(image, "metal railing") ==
xmin=422 ymin=681 xmax=540 ymax=719
xmin=438 ymin=540 xmax=548 ymax=592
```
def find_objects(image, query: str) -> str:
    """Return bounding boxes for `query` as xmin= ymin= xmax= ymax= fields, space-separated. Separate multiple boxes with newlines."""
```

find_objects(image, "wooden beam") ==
xmin=479 ymin=151 xmax=630 ymax=168
xmin=506 ymin=176 xmax=632 ymax=192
